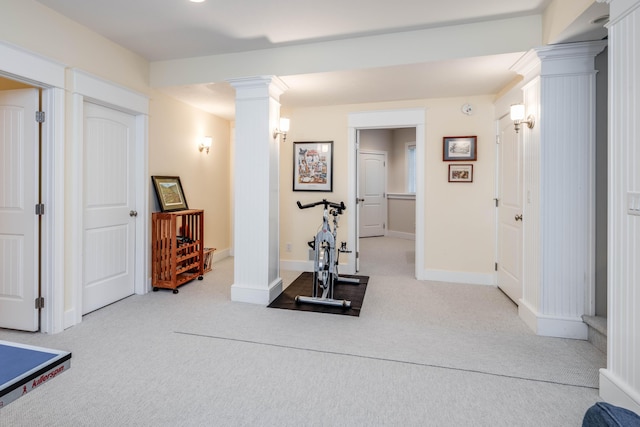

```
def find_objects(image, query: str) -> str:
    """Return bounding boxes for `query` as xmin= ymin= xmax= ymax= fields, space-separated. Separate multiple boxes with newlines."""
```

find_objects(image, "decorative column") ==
xmin=511 ymin=40 xmax=607 ymax=339
xmin=228 ymin=76 xmax=287 ymax=304
xmin=598 ymin=0 xmax=640 ymax=413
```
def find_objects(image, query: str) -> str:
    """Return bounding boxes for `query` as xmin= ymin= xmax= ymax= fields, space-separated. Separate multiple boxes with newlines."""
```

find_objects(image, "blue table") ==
xmin=0 ymin=340 xmax=71 ymax=408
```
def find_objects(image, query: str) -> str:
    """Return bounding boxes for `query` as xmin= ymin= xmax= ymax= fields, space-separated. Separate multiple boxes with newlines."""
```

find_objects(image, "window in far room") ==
xmin=406 ymin=143 xmax=416 ymax=193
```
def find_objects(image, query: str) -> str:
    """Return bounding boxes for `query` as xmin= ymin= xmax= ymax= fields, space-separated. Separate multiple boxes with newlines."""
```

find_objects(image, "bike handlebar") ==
xmin=297 ymin=199 xmax=346 ymax=211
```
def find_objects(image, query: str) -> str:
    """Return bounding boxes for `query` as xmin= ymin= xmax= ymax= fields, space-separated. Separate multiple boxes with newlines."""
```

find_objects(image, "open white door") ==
xmin=82 ymin=102 xmax=137 ymax=314
xmin=497 ymin=114 xmax=523 ymax=304
xmin=358 ymin=151 xmax=387 ymax=237
xmin=0 ymin=89 xmax=40 ymax=331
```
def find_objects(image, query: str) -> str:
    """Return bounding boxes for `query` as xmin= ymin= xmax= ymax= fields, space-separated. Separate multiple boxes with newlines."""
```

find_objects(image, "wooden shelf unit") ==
xmin=151 ymin=209 xmax=204 ymax=293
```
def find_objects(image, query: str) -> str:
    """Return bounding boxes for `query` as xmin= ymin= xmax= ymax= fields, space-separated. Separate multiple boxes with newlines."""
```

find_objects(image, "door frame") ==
xmin=0 ymin=41 xmax=66 ymax=334
xmin=68 ymin=69 xmax=149 ymax=328
xmin=347 ymin=108 xmax=426 ymax=278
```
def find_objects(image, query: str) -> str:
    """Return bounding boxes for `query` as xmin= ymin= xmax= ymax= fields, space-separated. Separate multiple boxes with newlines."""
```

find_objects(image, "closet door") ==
xmin=0 ymin=89 xmax=39 ymax=331
xmin=82 ymin=102 xmax=137 ymax=314
xmin=497 ymin=114 xmax=523 ymax=304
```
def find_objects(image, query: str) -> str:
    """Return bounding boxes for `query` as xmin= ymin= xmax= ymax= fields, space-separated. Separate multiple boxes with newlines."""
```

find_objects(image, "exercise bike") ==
xmin=295 ymin=199 xmax=360 ymax=308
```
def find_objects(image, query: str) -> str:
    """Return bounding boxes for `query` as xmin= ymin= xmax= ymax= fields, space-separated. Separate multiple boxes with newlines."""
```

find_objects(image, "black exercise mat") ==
xmin=268 ymin=272 xmax=369 ymax=317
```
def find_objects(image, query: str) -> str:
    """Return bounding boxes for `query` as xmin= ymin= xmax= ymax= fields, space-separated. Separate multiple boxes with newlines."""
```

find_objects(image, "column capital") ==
xmin=227 ymin=75 xmax=288 ymax=101
xmin=511 ymin=40 xmax=608 ymax=82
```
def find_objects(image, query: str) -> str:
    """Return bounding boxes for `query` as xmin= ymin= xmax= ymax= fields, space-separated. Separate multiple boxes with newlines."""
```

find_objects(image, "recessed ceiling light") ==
xmin=190 ymin=0 xmax=205 ymax=3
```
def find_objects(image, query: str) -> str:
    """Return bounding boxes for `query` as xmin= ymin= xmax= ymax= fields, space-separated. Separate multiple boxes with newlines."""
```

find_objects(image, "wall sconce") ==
xmin=510 ymin=104 xmax=535 ymax=133
xmin=199 ymin=136 xmax=212 ymax=154
xmin=273 ymin=117 xmax=290 ymax=142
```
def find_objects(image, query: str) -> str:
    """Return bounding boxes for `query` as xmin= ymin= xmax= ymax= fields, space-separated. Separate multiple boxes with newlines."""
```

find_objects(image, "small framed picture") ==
xmin=293 ymin=141 xmax=333 ymax=192
xmin=448 ymin=164 xmax=473 ymax=183
xmin=151 ymin=176 xmax=189 ymax=212
xmin=443 ymin=136 xmax=477 ymax=161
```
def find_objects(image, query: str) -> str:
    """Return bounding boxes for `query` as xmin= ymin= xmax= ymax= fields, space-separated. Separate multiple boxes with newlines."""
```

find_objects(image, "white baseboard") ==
xmin=518 ymin=300 xmax=588 ymax=339
xmin=230 ymin=277 xmax=283 ymax=305
xmin=386 ymin=230 xmax=415 ymax=240
xmin=600 ymin=368 xmax=640 ymax=414
xmin=211 ymin=247 xmax=230 ymax=263
xmin=421 ymin=269 xmax=495 ymax=286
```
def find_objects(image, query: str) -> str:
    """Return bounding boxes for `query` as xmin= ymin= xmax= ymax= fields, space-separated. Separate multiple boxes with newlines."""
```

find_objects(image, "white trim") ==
xmin=605 ymin=0 xmax=640 ymax=25
xmin=423 ymin=269 xmax=495 ymax=286
xmin=0 ymin=41 xmax=65 ymax=88
xmin=518 ymin=300 xmax=588 ymax=339
xmin=348 ymin=108 xmax=426 ymax=279
xmin=134 ymin=114 xmax=149 ymax=295
xmin=599 ymin=369 xmax=640 ymax=414
xmin=230 ymin=279 xmax=283 ymax=305
xmin=211 ymin=248 xmax=231 ymax=264
xmin=67 ymin=69 xmax=149 ymax=115
xmin=40 ymin=88 xmax=66 ymax=334
xmin=68 ymin=93 xmax=84 ymax=328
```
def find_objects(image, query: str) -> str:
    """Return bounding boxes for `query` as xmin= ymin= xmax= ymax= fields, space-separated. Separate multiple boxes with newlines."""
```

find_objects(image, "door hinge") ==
xmin=36 ymin=111 xmax=45 ymax=123
xmin=495 ymin=262 xmax=498 ymax=271
xmin=356 ymin=251 xmax=359 ymax=259
xmin=35 ymin=297 xmax=45 ymax=309
xmin=494 ymin=198 xmax=499 ymax=207
xmin=35 ymin=203 xmax=45 ymax=216
xmin=383 ymin=223 xmax=386 ymax=230
xmin=496 ymin=135 xmax=500 ymax=144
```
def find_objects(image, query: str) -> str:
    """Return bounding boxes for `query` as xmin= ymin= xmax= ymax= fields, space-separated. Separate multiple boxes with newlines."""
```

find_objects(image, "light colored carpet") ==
xmin=0 ymin=237 xmax=605 ymax=426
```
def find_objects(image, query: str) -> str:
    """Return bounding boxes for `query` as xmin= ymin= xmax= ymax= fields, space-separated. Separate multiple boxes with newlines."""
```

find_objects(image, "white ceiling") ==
xmin=36 ymin=0 xmax=608 ymax=120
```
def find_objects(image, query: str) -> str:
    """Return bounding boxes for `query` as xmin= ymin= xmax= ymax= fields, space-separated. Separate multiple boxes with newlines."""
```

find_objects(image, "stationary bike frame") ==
xmin=295 ymin=199 xmax=359 ymax=308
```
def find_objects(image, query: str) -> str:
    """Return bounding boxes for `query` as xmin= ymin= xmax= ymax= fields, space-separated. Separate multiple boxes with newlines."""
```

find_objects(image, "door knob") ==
xmin=515 ymin=214 xmax=523 ymax=221
xmin=129 ymin=210 xmax=138 ymax=217
xmin=357 ymin=198 xmax=365 ymax=203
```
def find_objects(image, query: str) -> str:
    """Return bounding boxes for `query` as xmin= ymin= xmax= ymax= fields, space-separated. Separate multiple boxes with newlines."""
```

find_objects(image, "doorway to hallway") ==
xmin=355 ymin=126 xmax=418 ymax=277
xmin=347 ymin=108 xmax=425 ymax=279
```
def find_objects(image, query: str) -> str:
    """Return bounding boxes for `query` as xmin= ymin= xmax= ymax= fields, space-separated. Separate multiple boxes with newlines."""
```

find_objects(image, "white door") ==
xmin=497 ymin=115 xmax=523 ymax=304
xmin=83 ymin=102 xmax=137 ymax=314
xmin=0 ymin=89 xmax=40 ymax=331
xmin=358 ymin=151 xmax=387 ymax=237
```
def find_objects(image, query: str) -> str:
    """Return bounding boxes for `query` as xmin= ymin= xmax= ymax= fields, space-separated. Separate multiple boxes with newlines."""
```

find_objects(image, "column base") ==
xmin=231 ymin=277 xmax=283 ymax=305
xmin=518 ymin=300 xmax=588 ymax=339
xmin=600 ymin=369 xmax=640 ymax=415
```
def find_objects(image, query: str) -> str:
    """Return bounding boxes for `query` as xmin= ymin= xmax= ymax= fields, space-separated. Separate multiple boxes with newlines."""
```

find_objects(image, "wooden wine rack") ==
xmin=151 ymin=209 xmax=204 ymax=293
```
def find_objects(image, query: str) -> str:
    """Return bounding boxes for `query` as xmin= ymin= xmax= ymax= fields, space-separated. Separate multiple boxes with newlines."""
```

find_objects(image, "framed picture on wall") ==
xmin=293 ymin=141 xmax=333 ymax=192
xmin=443 ymin=136 xmax=477 ymax=161
xmin=151 ymin=176 xmax=189 ymax=212
xmin=448 ymin=164 xmax=473 ymax=182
